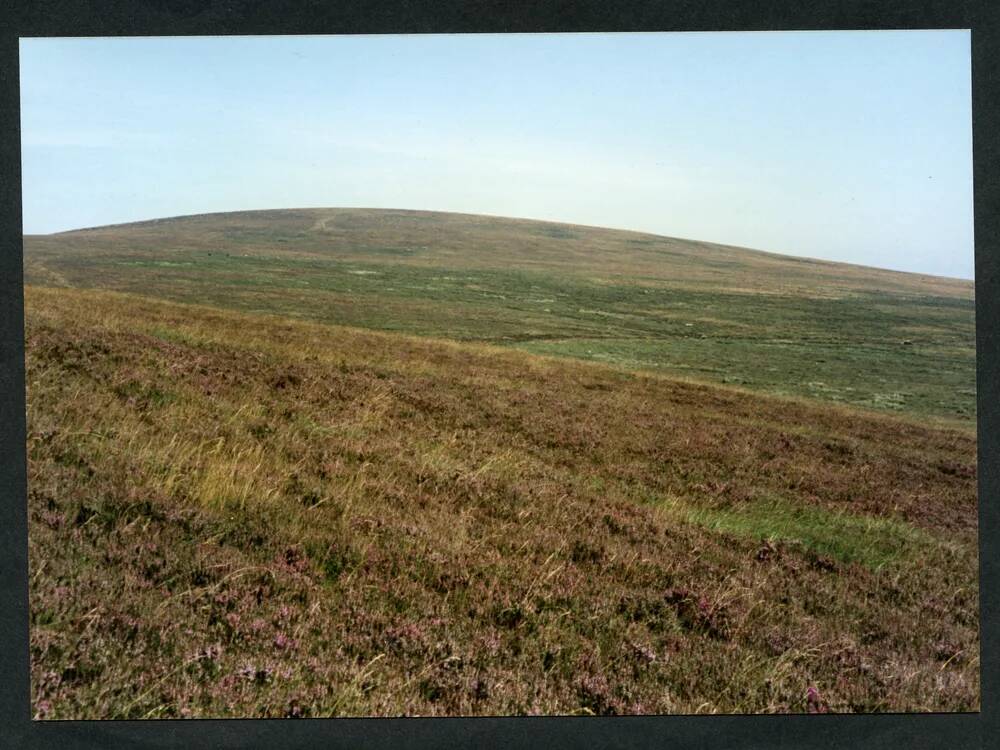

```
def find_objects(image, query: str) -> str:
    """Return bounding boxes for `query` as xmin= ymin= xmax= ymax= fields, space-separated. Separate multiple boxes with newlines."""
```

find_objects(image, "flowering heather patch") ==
xmin=25 ymin=286 xmax=978 ymax=717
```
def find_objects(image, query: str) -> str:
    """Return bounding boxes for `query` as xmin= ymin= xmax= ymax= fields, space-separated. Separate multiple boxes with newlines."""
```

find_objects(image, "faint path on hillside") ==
xmin=311 ymin=215 xmax=332 ymax=233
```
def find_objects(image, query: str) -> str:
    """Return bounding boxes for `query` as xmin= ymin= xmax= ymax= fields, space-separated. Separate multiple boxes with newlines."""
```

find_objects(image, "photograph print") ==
xmin=21 ymin=31 xmax=978 ymax=718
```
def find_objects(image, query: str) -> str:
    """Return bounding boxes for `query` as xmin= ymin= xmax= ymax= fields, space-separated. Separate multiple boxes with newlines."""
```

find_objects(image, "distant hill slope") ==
xmin=23 ymin=208 xmax=977 ymax=423
xmin=28 ymin=207 xmax=972 ymax=297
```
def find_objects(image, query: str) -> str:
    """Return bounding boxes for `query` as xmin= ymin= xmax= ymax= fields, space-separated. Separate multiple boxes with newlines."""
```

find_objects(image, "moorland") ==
xmin=23 ymin=209 xmax=978 ymax=717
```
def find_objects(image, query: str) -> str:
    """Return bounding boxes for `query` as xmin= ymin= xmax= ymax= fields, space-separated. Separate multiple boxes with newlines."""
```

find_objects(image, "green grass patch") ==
xmin=149 ymin=326 xmax=206 ymax=348
xmin=656 ymin=493 xmax=939 ymax=570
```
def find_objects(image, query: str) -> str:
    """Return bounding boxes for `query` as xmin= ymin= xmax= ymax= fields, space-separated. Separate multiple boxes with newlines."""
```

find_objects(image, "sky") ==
xmin=19 ymin=32 xmax=974 ymax=279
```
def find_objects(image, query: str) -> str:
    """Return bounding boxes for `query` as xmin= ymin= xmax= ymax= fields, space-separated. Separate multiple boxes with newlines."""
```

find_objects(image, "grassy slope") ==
xmin=26 ymin=286 xmax=978 ymax=717
xmin=23 ymin=208 xmax=977 ymax=423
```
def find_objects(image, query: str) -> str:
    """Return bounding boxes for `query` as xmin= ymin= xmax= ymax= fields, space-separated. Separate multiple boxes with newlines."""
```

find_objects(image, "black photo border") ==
xmin=1 ymin=2 xmax=996 ymax=748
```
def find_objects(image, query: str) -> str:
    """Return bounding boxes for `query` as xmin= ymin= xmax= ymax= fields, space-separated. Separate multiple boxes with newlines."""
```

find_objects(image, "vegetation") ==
xmin=26 ymin=280 xmax=978 ymax=717
xmin=23 ymin=208 xmax=976 ymax=423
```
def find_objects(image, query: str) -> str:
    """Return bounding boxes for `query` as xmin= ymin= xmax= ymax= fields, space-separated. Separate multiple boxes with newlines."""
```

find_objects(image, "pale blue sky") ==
xmin=19 ymin=32 xmax=973 ymax=279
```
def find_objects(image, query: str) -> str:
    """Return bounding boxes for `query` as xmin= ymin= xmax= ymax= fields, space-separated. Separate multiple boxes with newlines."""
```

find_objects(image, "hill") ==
xmin=25 ymin=286 xmax=979 ymax=717
xmin=23 ymin=208 xmax=977 ymax=423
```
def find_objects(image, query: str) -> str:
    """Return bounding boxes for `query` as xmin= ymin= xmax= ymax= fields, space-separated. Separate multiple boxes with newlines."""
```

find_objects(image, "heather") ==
xmin=26 ymin=286 xmax=978 ymax=717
